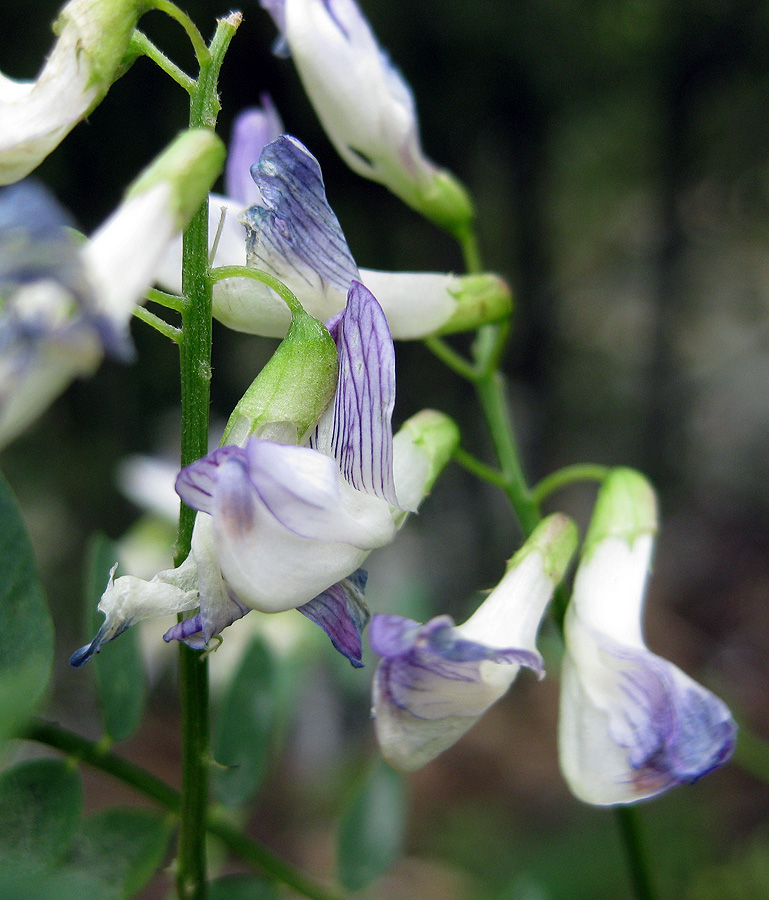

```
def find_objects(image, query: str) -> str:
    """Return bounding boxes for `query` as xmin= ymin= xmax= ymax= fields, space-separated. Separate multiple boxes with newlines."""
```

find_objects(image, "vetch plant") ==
xmin=0 ymin=2 xmax=750 ymax=900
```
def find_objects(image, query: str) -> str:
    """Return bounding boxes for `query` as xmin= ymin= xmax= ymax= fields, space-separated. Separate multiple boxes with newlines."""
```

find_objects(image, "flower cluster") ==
xmin=1 ymin=0 xmax=737 ymax=815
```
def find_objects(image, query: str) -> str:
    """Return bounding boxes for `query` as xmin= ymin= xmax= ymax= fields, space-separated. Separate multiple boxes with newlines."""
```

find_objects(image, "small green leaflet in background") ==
xmin=0 ymin=759 xmax=82 ymax=877
xmin=0 ymin=470 xmax=54 ymax=743
xmin=85 ymin=534 xmax=147 ymax=742
xmin=213 ymin=636 xmax=277 ymax=807
xmin=208 ymin=874 xmax=281 ymax=900
xmin=337 ymin=757 xmax=407 ymax=891
xmin=63 ymin=807 xmax=174 ymax=899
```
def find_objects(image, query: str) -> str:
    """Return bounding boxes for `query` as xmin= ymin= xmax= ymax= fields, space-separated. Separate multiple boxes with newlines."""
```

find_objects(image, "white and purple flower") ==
xmin=1 ymin=0 xmax=147 ymax=185
xmin=72 ymin=281 xmax=460 ymax=667
xmin=371 ymin=514 xmax=578 ymax=771
xmin=0 ymin=130 xmax=224 ymax=448
xmin=156 ymin=118 xmax=511 ymax=339
xmin=258 ymin=0 xmax=474 ymax=235
xmin=558 ymin=468 xmax=736 ymax=805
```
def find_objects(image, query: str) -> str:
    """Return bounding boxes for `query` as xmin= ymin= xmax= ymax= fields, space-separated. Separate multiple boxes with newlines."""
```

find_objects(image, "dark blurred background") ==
xmin=3 ymin=0 xmax=769 ymax=897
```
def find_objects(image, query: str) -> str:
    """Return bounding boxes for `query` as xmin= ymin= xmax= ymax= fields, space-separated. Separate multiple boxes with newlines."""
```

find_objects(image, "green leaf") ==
xmin=0 ymin=758 xmax=82 ymax=877
xmin=213 ymin=637 xmax=276 ymax=807
xmin=63 ymin=807 xmax=174 ymax=899
xmin=337 ymin=758 xmax=407 ymax=891
xmin=0 ymin=470 xmax=54 ymax=742
xmin=85 ymin=534 xmax=146 ymax=742
xmin=208 ymin=874 xmax=281 ymax=900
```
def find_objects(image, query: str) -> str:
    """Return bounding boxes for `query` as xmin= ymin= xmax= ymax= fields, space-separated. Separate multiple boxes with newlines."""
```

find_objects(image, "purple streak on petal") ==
xmin=175 ymin=445 xmax=249 ymax=515
xmin=259 ymin=0 xmax=288 ymax=53
xmin=163 ymin=594 xmax=251 ymax=650
xmin=242 ymin=136 xmax=359 ymax=294
xmin=226 ymin=99 xmax=285 ymax=207
xmin=602 ymin=639 xmax=736 ymax=792
xmin=298 ymin=568 xmax=369 ymax=667
xmin=327 ymin=281 xmax=397 ymax=505
xmin=370 ymin=613 xmax=542 ymax=721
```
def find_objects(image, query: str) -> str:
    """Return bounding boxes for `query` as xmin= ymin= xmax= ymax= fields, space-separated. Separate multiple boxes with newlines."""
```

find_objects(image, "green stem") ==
xmin=423 ymin=335 xmax=477 ymax=382
xmin=130 ymin=30 xmax=195 ymax=93
xmin=614 ymin=808 xmax=658 ymax=900
xmin=173 ymin=16 xmax=240 ymax=900
xmin=150 ymin=0 xmax=210 ymax=66
xmin=24 ymin=720 xmax=347 ymax=900
xmin=209 ymin=265 xmax=303 ymax=316
xmin=531 ymin=464 xmax=610 ymax=506
xmin=452 ymin=446 xmax=507 ymax=490
xmin=133 ymin=306 xmax=182 ymax=343
xmin=148 ymin=287 xmax=189 ymax=313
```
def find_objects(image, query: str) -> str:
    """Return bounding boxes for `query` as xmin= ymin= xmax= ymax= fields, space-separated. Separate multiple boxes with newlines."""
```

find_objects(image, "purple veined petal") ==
xmin=175 ymin=444 xmax=249 ymax=515
xmin=371 ymin=613 xmax=542 ymax=722
xmin=314 ymin=281 xmax=398 ymax=506
xmin=225 ymin=98 xmax=285 ymax=207
xmin=559 ymin=619 xmax=737 ymax=805
xmin=297 ymin=568 xmax=369 ymax=667
xmin=242 ymin=135 xmax=359 ymax=297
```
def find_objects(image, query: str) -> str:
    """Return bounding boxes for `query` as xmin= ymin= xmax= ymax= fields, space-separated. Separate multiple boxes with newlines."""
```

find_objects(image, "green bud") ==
xmin=583 ymin=467 xmax=658 ymax=559
xmin=437 ymin=273 xmax=513 ymax=335
xmin=125 ymin=129 xmax=226 ymax=229
xmin=222 ymin=302 xmax=338 ymax=447
xmin=506 ymin=513 xmax=578 ymax=585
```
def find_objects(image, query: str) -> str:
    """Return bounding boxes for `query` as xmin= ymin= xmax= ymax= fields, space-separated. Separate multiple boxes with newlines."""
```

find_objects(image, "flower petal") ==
xmin=370 ymin=614 xmax=541 ymax=772
xmin=242 ymin=135 xmax=359 ymax=321
xmin=559 ymin=621 xmax=736 ymax=805
xmin=312 ymin=281 xmax=398 ymax=506
xmin=297 ymin=568 xmax=369 ymax=667
xmin=225 ymin=98 xmax=284 ymax=207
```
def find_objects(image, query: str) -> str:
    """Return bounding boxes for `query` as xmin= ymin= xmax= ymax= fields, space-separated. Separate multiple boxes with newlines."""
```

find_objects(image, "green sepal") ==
xmin=222 ymin=298 xmax=338 ymax=446
xmin=506 ymin=512 xmax=578 ymax=585
xmin=438 ymin=273 xmax=513 ymax=335
xmin=582 ymin=467 xmax=658 ymax=559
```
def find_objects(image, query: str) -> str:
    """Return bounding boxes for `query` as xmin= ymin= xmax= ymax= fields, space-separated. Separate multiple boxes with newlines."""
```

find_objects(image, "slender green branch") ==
xmin=614 ymin=808 xmax=658 ymax=900
xmin=473 ymin=370 xmax=539 ymax=535
xmin=457 ymin=225 xmax=482 ymax=275
xmin=423 ymin=335 xmax=478 ymax=382
xmin=148 ymin=287 xmax=189 ymax=313
xmin=24 ymin=720 xmax=348 ymax=900
xmin=130 ymin=30 xmax=195 ymax=92
xmin=209 ymin=265 xmax=303 ymax=316
xmin=531 ymin=464 xmax=610 ymax=506
xmin=133 ymin=306 xmax=182 ymax=343
xmin=453 ymin=446 xmax=508 ymax=490
xmin=473 ymin=320 xmax=511 ymax=379
xmin=149 ymin=0 xmax=210 ymax=66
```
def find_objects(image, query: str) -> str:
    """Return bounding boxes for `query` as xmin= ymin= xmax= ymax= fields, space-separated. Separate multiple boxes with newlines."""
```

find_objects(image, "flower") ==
xmin=558 ymin=468 xmax=736 ymax=805
xmin=0 ymin=129 xmax=225 ymax=448
xmin=0 ymin=0 xmax=149 ymax=185
xmin=157 ymin=127 xmax=511 ymax=339
xmin=72 ymin=281 xmax=460 ymax=667
xmin=370 ymin=514 xmax=578 ymax=771
xmin=259 ymin=0 xmax=474 ymax=236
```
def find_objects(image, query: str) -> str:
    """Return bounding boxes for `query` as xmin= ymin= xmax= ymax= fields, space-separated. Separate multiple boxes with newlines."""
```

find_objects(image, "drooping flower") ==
xmin=558 ymin=468 xmax=736 ymax=805
xmin=156 ymin=128 xmax=511 ymax=339
xmin=72 ymin=281 xmax=460 ymax=667
xmin=0 ymin=129 xmax=225 ymax=448
xmin=259 ymin=0 xmax=474 ymax=237
xmin=0 ymin=0 xmax=149 ymax=185
xmin=371 ymin=514 xmax=578 ymax=771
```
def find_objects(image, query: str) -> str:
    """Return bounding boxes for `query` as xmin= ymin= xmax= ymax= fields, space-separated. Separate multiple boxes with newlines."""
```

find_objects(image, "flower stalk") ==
xmin=174 ymin=13 xmax=240 ymax=900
